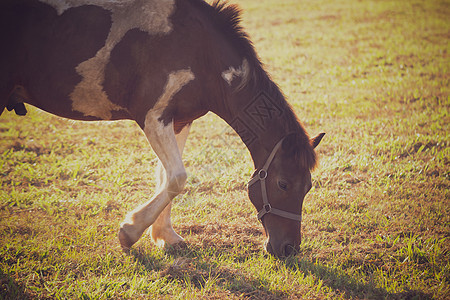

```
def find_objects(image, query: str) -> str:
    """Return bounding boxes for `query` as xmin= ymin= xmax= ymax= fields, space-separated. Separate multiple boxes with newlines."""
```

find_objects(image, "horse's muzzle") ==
xmin=265 ymin=240 xmax=299 ymax=257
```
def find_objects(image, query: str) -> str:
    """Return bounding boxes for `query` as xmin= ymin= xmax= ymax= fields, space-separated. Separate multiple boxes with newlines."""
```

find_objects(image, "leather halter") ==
xmin=247 ymin=137 xmax=302 ymax=222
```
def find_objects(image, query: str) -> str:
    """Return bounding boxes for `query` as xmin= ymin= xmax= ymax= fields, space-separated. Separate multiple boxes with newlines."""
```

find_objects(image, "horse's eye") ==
xmin=278 ymin=180 xmax=288 ymax=191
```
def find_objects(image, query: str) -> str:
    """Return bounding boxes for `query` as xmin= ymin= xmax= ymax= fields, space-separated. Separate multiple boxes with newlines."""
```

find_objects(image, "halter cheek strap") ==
xmin=247 ymin=137 xmax=302 ymax=222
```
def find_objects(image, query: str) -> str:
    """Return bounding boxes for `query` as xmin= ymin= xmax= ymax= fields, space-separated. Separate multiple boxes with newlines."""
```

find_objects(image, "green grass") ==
xmin=1 ymin=0 xmax=449 ymax=298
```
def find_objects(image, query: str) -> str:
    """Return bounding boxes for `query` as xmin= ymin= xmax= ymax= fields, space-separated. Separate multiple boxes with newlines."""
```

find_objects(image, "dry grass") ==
xmin=1 ymin=0 xmax=449 ymax=299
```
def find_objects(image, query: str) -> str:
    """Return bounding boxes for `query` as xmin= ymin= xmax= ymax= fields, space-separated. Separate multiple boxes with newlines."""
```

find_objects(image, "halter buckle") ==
xmin=263 ymin=203 xmax=272 ymax=213
xmin=258 ymin=169 xmax=268 ymax=180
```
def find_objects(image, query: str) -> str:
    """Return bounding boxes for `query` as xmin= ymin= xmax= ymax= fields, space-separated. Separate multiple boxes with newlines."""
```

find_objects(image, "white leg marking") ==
xmin=118 ymin=69 xmax=194 ymax=250
xmin=39 ymin=0 xmax=176 ymax=119
xmin=151 ymin=125 xmax=191 ymax=247
xmin=119 ymin=120 xmax=186 ymax=249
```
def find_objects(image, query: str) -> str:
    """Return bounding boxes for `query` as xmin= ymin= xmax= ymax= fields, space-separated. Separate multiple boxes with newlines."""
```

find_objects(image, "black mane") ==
xmin=188 ymin=0 xmax=260 ymax=67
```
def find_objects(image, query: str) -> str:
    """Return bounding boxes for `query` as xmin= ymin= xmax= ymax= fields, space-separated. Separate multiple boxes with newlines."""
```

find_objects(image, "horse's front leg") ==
xmin=118 ymin=118 xmax=188 ymax=251
xmin=150 ymin=124 xmax=190 ymax=247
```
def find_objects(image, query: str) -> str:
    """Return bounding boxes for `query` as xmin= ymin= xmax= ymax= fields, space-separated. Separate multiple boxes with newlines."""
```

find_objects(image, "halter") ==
xmin=247 ymin=137 xmax=302 ymax=222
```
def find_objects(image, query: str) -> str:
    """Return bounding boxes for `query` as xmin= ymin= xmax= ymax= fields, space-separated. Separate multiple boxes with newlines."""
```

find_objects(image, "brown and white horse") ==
xmin=1 ymin=0 xmax=324 ymax=257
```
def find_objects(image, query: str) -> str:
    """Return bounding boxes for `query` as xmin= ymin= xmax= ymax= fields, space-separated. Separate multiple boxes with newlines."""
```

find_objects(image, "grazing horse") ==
xmin=1 ymin=0 xmax=324 ymax=257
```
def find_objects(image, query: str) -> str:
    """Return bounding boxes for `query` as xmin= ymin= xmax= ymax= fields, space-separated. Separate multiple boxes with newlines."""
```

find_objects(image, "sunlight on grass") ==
xmin=1 ymin=0 xmax=448 ymax=298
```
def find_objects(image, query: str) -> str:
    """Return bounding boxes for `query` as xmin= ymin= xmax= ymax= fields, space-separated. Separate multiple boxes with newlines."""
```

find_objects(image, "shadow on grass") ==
xmin=0 ymin=269 xmax=32 ymax=300
xmin=131 ymin=245 xmax=287 ymax=299
xmin=283 ymin=257 xmax=432 ymax=300
xmin=130 ymin=242 xmax=432 ymax=299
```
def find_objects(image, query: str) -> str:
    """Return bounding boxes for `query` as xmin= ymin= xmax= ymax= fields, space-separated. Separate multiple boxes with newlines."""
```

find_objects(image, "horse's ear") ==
xmin=310 ymin=133 xmax=325 ymax=149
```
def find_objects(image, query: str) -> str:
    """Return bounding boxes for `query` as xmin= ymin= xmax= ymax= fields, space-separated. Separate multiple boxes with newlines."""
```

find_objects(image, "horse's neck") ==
xmin=214 ymin=86 xmax=288 ymax=170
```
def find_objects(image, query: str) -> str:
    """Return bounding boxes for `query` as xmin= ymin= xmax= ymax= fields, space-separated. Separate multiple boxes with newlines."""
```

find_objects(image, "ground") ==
xmin=0 ymin=0 xmax=449 ymax=299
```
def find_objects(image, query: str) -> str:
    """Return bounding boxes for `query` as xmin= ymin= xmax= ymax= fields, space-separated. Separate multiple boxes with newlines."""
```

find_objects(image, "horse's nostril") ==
xmin=283 ymin=244 xmax=296 ymax=257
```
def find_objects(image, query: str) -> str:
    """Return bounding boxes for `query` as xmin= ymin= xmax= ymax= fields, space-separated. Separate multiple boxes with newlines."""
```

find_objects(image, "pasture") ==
xmin=1 ymin=0 xmax=448 ymax=298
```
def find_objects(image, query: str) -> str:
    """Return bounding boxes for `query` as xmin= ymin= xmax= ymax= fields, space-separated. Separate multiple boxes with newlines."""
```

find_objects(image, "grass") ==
xmin=1 ymin=0 xmax=449 ymax=298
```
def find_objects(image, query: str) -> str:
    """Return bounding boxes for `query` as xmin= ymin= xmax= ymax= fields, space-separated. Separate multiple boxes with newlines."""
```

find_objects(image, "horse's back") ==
xmin=1 ymin=0 xmax=209 ymax=128
xmin=0 ymin=0 xmax=120 ymax=119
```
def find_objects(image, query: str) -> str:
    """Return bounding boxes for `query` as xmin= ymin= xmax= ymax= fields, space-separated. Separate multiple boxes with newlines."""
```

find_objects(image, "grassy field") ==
xmin=1 ymin=0 xmax=449 ymax=298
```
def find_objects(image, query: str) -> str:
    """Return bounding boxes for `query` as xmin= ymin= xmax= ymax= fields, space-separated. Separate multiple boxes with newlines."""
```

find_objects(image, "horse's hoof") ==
xmin=165 ymin=240 xmax=188 ymax=253
xmin=118 ymin=227 xmax=134 ymax=252
xmin=172 ymin=240 xmax=188 ymax=249
xmin=14 ymin=103 xmax=27 ymax=116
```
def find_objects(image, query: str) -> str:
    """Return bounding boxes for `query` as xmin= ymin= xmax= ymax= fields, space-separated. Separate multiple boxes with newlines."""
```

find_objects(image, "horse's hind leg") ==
xmin=7 ymin=86 xmax=28 ymax=116
xmin=150 ymin=125 xmax=190 ymax=247
xmin=1 ymin=85 xmax=29 ymax=116
xmin=118 ymin=119 xmax=188 ymax=251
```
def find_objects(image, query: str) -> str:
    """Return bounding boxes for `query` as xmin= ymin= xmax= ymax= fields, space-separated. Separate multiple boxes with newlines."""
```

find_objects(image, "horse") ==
xmin=1 ymin=0 xmax=324 ymax=257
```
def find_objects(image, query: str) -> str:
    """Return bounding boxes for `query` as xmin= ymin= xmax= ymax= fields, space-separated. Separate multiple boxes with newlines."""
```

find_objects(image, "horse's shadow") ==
xmin=0 ymin=269 xmax=32 ymax=300
xmin=131 ymin=244 xmax=283 ymax=299
xmin=282 ymin=257 xmax=431 ymax=300
xmin=131 ymin=243 xmax=432 ymax=299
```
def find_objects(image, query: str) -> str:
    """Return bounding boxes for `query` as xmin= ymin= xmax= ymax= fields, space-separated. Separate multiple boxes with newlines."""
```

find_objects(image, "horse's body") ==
xmin=1 ymin=0 xmax=324 ymax=257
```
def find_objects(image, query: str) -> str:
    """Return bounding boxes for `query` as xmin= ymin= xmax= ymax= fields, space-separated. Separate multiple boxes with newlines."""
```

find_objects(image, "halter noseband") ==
xmin=247 ymin=137 xmax=302 ymax=222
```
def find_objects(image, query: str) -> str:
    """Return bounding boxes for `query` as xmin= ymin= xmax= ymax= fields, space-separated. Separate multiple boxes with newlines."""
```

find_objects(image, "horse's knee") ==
xmin=167 ymin=171 xmax=187 ymax=197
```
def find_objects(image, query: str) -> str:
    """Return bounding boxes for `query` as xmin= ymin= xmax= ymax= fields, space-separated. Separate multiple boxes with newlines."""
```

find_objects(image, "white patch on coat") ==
xmin=152 ymin=69 xmax=195 ymax=113
xmin=40 ymin=0 xmax=175 ymax=119
xmin=221 ymin=59 xmax=250 ymax=87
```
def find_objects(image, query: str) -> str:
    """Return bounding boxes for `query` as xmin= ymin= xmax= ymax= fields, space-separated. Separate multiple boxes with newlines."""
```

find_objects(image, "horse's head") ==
xmin=248 ymin=132 xmax=324 ymax=257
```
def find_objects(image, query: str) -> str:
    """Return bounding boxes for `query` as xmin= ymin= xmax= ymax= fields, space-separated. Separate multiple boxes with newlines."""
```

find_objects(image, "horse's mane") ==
xmin=188 ymin=0 xmax=259 ymax=68
xmin=189 ymin=0 xmax=317 ymax=169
